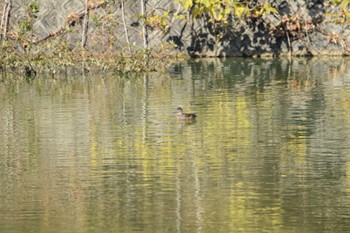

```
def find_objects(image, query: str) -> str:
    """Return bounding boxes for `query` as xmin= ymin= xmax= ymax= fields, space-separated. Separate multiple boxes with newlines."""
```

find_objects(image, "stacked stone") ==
xmin=1 ymin=0 xmax=350 ymax=57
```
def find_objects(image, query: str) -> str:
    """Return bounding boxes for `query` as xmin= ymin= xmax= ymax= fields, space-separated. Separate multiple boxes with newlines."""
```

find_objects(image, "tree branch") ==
xmin=140 ymin=0 xmax=147 ymax=49
xmin=81 ymin=0 xmax=89 ymax=48
xmin=121 ymin=0 xmax=131 ymax=52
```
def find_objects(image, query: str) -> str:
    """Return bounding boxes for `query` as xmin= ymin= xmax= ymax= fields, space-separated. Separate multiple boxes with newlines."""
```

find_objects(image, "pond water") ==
xmin=1 ymin=57 xmax=350 ymax=233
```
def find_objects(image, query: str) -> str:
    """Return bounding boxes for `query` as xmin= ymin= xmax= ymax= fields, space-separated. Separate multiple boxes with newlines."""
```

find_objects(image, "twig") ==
xmin=81 ymin=0 xmax=89 ymax=48
xmin=276 ymin=13 xmax=293 ymax=59
xmin=284 ymin=24 xmax=293 ymax=59
xmin=164 ymin=2 xmax=181 ymax=33
xmin=121 ymin=0 xmax=131 ymax=52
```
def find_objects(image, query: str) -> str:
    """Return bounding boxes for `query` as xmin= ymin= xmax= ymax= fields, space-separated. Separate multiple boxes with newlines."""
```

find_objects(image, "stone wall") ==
xmin=1 ymin=0 xmax=350 ymax=56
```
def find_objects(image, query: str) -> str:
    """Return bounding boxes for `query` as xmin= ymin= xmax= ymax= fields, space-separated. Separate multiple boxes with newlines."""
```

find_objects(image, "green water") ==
xmin=1 ymin=58 xmax=350 ymax=232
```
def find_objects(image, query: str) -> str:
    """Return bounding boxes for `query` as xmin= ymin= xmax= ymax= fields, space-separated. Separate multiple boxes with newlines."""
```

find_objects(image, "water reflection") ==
xmin=1 ymin=58 xmax=350 ymax=232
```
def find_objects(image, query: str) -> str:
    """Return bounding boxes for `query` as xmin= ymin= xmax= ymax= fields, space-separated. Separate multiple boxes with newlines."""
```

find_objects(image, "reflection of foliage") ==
xmin=1 ymin=59 xmax=350 ymax=232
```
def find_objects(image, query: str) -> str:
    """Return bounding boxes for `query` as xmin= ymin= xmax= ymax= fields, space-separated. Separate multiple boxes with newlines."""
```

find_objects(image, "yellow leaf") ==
xmin=183 ymin=0 xmax=193 ymax=10
xmin=175 ymin=14 xmax=187 ymax=20
xmin=264 ymin=4 xmax=278 ymax=14
xmin=224 ymin=7 xmax=230 ymax=15
xmin=342 ymin=0 xmax=350 ymax=10
xmin=235 ymin=5 xmax=248 ymax=18
xmin=201 ymin=0 xmax=210 ymax=8
xmin=216 ymin=12 xmax=223 ymax=21
xmin=192 ymin=6 xmax=202 ymax=17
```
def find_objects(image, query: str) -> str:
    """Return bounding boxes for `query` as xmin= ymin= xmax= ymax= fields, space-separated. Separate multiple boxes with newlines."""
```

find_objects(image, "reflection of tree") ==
xmin=1 ymin=58 xmax=350 ymax=232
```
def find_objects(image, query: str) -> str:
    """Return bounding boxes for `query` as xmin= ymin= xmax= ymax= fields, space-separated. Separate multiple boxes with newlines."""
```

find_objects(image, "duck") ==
xmin=175 ymin=107 xmax=197 ymax=120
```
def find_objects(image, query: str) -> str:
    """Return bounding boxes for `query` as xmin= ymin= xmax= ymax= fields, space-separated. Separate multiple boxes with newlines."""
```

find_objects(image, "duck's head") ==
xmin=174 ymin=107 xmax=184 ymax=116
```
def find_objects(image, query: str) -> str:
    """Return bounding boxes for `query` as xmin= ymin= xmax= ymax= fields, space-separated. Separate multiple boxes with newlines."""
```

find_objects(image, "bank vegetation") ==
xmin=0 ymin=0 xmax=349 ymax=77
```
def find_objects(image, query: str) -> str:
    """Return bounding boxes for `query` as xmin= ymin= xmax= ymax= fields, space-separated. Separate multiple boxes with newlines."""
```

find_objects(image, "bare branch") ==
xmin=1 ymin=0 xmax=11 ymax=43
xmin=121 ymin=0 xmax=131 ymax=52
xmin=82 ymin=0 xmax=89 ymax=48
xmin=140 ymin=0 xmax=147 ymax=49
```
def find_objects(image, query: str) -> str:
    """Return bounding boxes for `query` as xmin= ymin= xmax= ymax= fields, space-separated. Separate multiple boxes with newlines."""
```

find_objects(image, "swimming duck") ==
xmin=175 ymin=107 xmax=197 ymax=120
